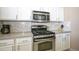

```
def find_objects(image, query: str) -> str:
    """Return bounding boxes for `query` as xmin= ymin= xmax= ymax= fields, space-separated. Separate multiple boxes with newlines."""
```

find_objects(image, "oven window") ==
xmin=33 ymin=14 xmax=46 ymax=20
xmin=38 ymin=41 xmax=52 ymax=51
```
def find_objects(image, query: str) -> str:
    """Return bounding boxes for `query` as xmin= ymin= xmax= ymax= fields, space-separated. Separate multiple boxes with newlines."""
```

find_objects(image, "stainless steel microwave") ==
xmin=32 ymin=11 xmax=50 ymax=22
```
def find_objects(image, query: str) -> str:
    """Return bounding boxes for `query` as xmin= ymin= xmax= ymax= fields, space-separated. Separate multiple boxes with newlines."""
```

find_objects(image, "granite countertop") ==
xmin=0 ymin=30 xmax=71 ymax=40
xmin=54 ymin=31 xmax=71 ymax=34
xmin=0 ymin=32 xmax=33 ymax=40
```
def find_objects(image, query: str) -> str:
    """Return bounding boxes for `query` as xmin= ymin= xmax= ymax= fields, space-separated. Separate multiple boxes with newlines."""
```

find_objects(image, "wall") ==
xmin=64 ymin=7 xmax=79 ymax=50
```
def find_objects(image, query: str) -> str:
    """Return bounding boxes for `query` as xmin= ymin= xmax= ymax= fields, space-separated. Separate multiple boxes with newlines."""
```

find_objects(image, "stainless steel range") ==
xmin=31 ymin=25 xmax=55 ymax=51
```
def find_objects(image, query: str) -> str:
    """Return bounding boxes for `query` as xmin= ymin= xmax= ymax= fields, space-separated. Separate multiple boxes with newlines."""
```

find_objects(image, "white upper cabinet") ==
xmin=0 ymin=7 xmax=17 ymax=20
xmin=17 ymin=7 xmax=32 ymax=21
xmin=33 ymin=7 xmax=64 ymax=21
xmin=50 ymin=7 xmax=64 ymax=21
xmin=32 ymin=7 xmax=50 ymax=12
xmin=50 ymin=8 xmax=57 ymax=21
xmin=39 ymin=7 xmax=50 ymax=12
xmin=56 ymin=7 xmax=64 ymax=21
xmin=0 ymin=7 xmax=64 ymax=21
xmin=32 ymin=7 xmax=40 ymax=11
xmin=17 ymin=7 xmax=50 ymax=21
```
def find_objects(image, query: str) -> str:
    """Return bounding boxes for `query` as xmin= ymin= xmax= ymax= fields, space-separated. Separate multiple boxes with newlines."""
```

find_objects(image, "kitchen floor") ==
xmin=64 ymin=49 xmax=78 ymax=51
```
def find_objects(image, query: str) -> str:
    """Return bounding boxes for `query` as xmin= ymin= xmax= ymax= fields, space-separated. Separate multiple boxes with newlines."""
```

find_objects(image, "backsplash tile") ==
xmin=49 ymin=22 xmax=62 ymax=31
xmin=0 ymin=22 xmax=31 ymax=33
xmin=31 ymin=22 xmax=62 ymax=31
xmin=0 ymin=21 xmax=70 ymax=33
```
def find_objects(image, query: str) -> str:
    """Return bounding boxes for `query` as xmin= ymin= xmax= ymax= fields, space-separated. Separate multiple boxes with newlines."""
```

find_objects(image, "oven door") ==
xmin=33 ymin=38 xmax=55 ymax=51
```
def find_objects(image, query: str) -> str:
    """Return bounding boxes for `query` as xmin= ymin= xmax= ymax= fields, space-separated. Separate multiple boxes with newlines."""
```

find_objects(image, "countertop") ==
xmin=54 ymin=31 xmax=71 ymax=34
xmin=0 ymin=32 xmax=33 ymax=40
xmin=0 ymin=31 xmax=71 ymax=40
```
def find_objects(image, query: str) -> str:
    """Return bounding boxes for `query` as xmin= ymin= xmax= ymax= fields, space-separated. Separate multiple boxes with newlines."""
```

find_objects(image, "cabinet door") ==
xmin=65 ymin=33 xmax=70 ymax=49
xmin=17 ymin=7 xmax=32 ymax=20
xmin=0 ymin=39 xmax=14 ymax=51
xmin=40 ymin=7 xmax=50 ymax=12
xmin=55 ymin=34 xmax=63 ymax=51
xmin=56 ymin=7 xmax=64 ymax=21
xmin=50 ymin=8 xmax=57 ymax=21
xmin=0 ymin=7 xmax=17 ymax=20
xmin=50 ymin=7 xmax=64 ymax=21
xmin=62 ymin=33 xmax=70 ymax=50
xmin=32 ymin=7 xmax=40 ymax=11
xmin=0 ymin=46 xmax=14 ymax=51
xmin=32 ymin=7 xmax=50 ymax=12
xmin=17 ymin=43 xmax=32 ymax=51
xmin=62 ymin=33 xmax=67 ymax=50
xmin=16 ymin=37 xmax=33 ymax=51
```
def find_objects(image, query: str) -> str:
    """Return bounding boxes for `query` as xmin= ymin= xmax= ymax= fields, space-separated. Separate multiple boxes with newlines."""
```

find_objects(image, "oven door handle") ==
xmin=34 ymin=39 xmax=52 ymax=43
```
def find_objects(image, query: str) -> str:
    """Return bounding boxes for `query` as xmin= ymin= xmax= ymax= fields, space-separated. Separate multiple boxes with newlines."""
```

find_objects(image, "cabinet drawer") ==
xmin=16 ymin=37 xmax=32 ymax=44
xmin=0 ymin=45 xmax=14 ymax=51
xmin=0 ymin=39 xmax=14 ymax=47
xmin=16 ymin=44 xmax=32 ymax=51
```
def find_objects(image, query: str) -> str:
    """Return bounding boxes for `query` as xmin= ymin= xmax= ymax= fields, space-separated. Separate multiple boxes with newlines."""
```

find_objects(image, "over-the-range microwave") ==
xmin=32 ymin=11 xmax=50 ymax=22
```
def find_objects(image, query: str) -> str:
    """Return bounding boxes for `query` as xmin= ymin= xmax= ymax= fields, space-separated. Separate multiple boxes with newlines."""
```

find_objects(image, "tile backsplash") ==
xmin=0 ymin=22 xmax=31 ymax=33
xmin=31 ymin=22 xmax=51 ymax=30
xmin=0 ymin=21 xmax=71 ymax=33
xmin=31 ymin=22 xmax=62 ymax=31
xmin=49 ymin=22 xmax=62 ymax=31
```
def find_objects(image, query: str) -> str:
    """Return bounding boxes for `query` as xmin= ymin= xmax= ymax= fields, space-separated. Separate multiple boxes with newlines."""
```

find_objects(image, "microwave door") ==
xmin=33 ymin=14 xmax=46 ymax=19
xmin=41 ymin=15 xmax=46 ymax=20
xmin=38 ymin=15 xmax=42 ymax=20
xmin=33 ymin=14 xmax=39 ymax=20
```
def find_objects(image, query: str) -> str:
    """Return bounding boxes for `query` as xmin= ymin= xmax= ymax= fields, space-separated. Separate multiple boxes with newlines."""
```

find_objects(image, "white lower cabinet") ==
xmin=0 ymin=7 xmax=17 ymax=20
xmin=0 ymin=37 xmax=33 ymax=51
xmin=15 ymin=37 xmax=33 ymax=51
xmin=55 ymin=33 xmax=70 ymax=51
xmin=0 ymin=39 xmax=14 ymax=51
xmin=55 ymin=33 xmax=62 ymax=51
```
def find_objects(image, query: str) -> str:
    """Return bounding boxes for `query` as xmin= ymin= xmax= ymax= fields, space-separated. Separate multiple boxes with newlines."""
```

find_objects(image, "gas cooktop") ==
xmin=32 ymin=30 xmax=55 ymax=36
xmin=31 ymin=25 xmax=55 ymax=36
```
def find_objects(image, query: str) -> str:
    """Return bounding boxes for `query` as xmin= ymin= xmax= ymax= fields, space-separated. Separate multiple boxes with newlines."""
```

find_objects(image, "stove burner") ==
xmin=32 ymin=30 xmax=55 ymax=36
